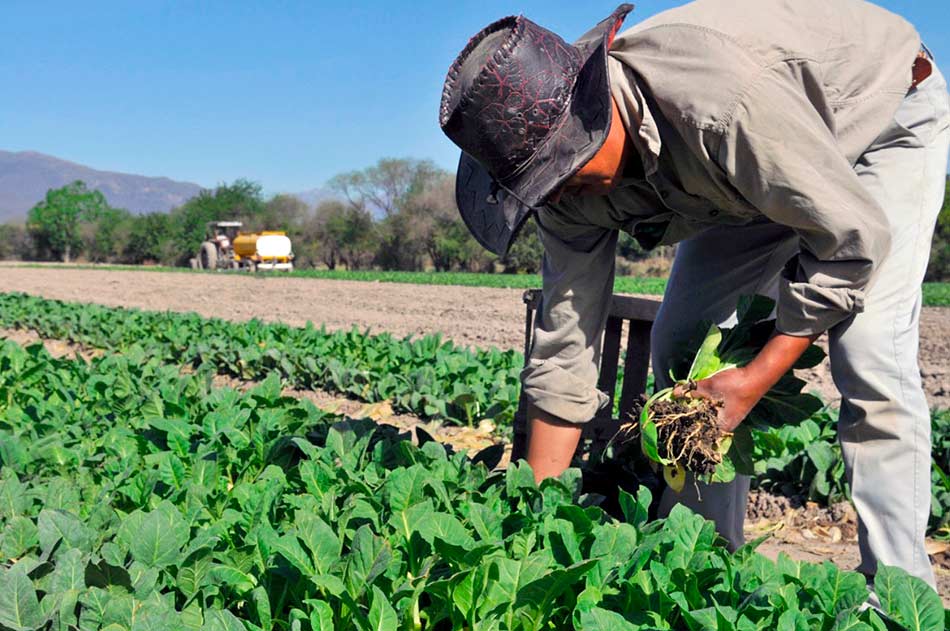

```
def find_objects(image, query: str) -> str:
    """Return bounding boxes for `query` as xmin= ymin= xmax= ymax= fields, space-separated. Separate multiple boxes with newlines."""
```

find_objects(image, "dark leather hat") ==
xmin=439 ymin=4 xmax=634 ymax=256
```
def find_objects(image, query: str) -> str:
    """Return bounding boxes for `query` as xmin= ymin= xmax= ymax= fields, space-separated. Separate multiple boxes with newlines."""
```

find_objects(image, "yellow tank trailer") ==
xmin=233 ymin=231 xmax=294 ymax=271
xmin=190 ymin=222 xmax=294 ymax=271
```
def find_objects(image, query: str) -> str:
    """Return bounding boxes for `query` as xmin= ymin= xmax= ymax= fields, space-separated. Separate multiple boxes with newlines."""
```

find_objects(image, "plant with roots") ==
xmin=620 ymin=295 xmax=827 ymax=492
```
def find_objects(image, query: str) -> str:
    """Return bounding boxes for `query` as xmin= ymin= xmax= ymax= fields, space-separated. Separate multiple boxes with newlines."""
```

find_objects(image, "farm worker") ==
xmin=439 ymin=1 xmax=949 ymax=588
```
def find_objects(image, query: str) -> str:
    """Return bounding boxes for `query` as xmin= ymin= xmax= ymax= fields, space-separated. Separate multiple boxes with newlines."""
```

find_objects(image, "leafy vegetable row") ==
xmin=751 ymin=407 xmax=950 ymax=540
xmin=1 ymin=340 xmax=945 ymax=630
xmin=0 ymin=292 xmax=523 ymax=428
xmin=2 ymin=291 xmax=949 ymax=538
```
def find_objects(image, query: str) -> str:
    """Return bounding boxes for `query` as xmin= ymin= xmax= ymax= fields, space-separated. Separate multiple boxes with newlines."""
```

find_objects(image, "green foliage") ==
xmin=638 ymin=296 xmax=825 ymax=484
xmin=298 ymin=200 xmax=376 ymax=270
xmin=26 ymin=181 xmax=112 ymax=262
xmin=500 ymin=216 xmax=543 ymax=274
xmin=0 ymin=223 xmax=31 ymax=260
xmin=751 ymin=407 xmax=950 ymax=541
xmin=2 ymin=291 xmax=949 ymax=540
xmin=751 ymin=410 xmax=849 ymax=502
xmin=123 ymin=212 xmax=175 ymax=264
xmin=924 ymin=176 xmax=950 ymax=282
xmin=0 ymin=292 xmax=523 ymax=428
xmin=932 ymin=409 xmax=950 ymax=539
xmin=167 ymin=179 xmax=265 ymax=265
xmin=329 ymin=158 xmax=441 ymax=271
xmin=0 ymin=340 xmax=943 ymax=629
xmin=426 ymin=214 xmax=491 ymax=272
xmin=81 ymin=206 xmax=134 ymax=263
xmin=374 ymin=211 xmax=427 ymax=271
xmin=283 ymin=269 xmax=669 ymax=295
xmin=256 ymin=194 xmax=309 ymax=233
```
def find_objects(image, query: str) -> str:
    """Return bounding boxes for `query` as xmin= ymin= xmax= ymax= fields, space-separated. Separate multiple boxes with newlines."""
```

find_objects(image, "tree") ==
xmin=255 ymin=194 xmax=309 ymax=233
xmin=500 ymin=216 xmax=543 ymax=274
xmin=329 ymin=158 xmax=441 ymax=218
xmin=0 ymin=223 xmax=32 ymax=260
xmin=81 ymin=206 xmax=133 ymax=263
xmin=168 ymin=179 xmax=265 ymax=265
xmin=27 ymin=181 xmax=111 ymax=262
xmin=303 ymin=200 xmax=376 ymax=270
xmin=328 ymin=158 xmax=446 ymax=271
xmin=925 ymin=176 xmax=950 ymax=282
xmin=403 ymin=172 xmax=492 ymax=271
xmin=123 ymin=212 xmax=174 ymax=264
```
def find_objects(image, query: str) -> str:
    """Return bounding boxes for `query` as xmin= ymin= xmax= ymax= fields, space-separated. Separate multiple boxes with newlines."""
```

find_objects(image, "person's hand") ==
xmin=681 ymin=367 xmax=767 ymax=432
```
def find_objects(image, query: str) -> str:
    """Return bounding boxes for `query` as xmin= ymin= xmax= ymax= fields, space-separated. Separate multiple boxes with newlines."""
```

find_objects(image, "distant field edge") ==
xmin=4 ymin=262 xmax=950 ymax=306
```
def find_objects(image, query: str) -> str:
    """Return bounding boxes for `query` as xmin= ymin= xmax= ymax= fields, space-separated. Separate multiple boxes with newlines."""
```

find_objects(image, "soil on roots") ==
xmin=623 ymin=395 xmax=728 ymax=476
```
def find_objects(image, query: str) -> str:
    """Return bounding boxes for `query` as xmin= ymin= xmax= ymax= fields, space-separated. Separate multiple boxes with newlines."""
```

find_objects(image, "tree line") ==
xmin=0 ymin=158 xmax=554 ymax=274
xmin=0 ymin=160 xmax=947 ymax=281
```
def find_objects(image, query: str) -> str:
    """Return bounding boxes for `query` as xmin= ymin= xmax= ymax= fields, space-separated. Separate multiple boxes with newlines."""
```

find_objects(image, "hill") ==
xmin=0 ymin=150 xmax=203 ymax=221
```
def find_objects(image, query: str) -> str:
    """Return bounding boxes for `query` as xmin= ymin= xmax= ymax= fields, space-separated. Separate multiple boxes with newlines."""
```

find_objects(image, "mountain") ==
xmin=0 ymin=150 xmax=203 ymax=222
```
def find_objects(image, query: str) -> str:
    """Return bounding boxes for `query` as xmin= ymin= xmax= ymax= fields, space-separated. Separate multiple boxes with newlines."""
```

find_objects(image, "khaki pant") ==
xmin=651 ymin=60 xmax=950 ymax=587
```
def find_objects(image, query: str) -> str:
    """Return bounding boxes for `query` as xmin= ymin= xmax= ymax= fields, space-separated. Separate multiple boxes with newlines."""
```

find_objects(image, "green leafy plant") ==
xmin=0 ymin=335 xmax=947 ymax=629
xmin=0 ymin=292 xmax=524 ymax=429
xmin=0 ymin=343 xmax=945 ymax=631
xmin=627 ymin=295 xmax=825 ymax=491
xmin=5 ymin=291 xmax=950 ymax=539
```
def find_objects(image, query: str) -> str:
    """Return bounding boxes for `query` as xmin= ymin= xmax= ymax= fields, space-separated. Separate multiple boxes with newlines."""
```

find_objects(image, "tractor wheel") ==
xmin=200 ymin=242 xmax=218 ymax=270
xmin=189 ymin=257 xmax=200 ymax=270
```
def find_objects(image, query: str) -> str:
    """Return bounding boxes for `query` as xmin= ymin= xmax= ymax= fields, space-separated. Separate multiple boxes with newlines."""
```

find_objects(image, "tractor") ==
xmin=190 ymin=221 xmax=294 ymax=271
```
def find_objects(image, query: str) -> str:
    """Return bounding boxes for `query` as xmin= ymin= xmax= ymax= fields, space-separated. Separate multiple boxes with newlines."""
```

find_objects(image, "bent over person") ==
xmin=439 ymin=1 xmax=950 ymax=588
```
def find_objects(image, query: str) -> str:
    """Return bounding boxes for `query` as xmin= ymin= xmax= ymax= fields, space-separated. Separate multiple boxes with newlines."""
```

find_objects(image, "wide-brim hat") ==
xmin=440 ymin=4 xmax=634 ymax=256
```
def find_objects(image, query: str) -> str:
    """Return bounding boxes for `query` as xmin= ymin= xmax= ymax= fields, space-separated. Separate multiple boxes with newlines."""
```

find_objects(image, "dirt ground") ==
xmin=1 ymin=265 xmax=948 ymax=408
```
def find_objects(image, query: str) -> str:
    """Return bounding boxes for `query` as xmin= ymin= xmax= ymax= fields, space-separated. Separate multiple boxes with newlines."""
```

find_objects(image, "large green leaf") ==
xmin=308 ymin=600 xmax=335 ymax=631
xmin=687 ymin=323 xmax=723 ymax=381
xmin=874 ymin=565 xmax=944 ymax=631
xmin=515 ymin=559 xmax=597 ymax=615
xmin=295 ymin=512 xmax=342 ymax=575
xmin=417 ymin=512 xmax=475 ymax=550
xmin=49 ymin=548 xmax=86 ymax=593
xmin=118 ymin=501 xmax=189 ymax=568
xmin=576 ymin=607 xmax=639 ymax=630
xmin=210 ymin=565 xmax=257 ymax=594
xmin=617 ymin=487 xmax=650 ymax=528
xmin=345 ymin=526 xmax=392 ymax=598
xmin=386 ymin=464 xmax=429 ymax=512
xmin=37 ymin=508 xmax=94 ymax=555
xmin=1 ymin=517 xmax=38 ymax=559
xmin=0 ymin=564 xmax=45 ymax=631
xmin=202 ymin=609 xmax=247 ymax=631
xmin=366 ymin=585 xmax=398 ymax=631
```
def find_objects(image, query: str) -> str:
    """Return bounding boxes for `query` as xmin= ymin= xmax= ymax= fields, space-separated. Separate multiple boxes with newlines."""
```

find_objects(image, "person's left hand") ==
xmin=684 ymin=367 xmax=767 ymax=432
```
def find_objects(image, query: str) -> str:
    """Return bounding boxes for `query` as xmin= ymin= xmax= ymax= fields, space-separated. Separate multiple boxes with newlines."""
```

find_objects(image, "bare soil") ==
xmin=1 ymin=265 xmax=948 ymax=408
xmin=2 ymin=266 xmax=949 ymax=602
xmin=746 ymin=490 xmax=950 ymax=605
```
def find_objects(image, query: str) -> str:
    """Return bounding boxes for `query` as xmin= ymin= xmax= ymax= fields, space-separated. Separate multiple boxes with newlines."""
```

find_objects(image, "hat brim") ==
xmin=454 ymin=4 xmax=634 ymax=257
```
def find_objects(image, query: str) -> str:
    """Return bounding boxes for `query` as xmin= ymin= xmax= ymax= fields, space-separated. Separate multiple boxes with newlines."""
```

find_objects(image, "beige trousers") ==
xmin=651 ymin=60 xmax=950 ymax=587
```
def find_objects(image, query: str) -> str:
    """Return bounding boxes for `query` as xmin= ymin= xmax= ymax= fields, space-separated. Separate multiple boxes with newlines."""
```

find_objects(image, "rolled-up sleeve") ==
xmin=718 ymin=64 xmax=892 ymax=336
xmin=520 ymin=205 xmax=617 ymax=423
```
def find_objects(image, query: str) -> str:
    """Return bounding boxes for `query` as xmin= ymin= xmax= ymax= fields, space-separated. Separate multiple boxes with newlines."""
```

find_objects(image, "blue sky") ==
xmin=1 ymin=1 xmax=946 ymax=194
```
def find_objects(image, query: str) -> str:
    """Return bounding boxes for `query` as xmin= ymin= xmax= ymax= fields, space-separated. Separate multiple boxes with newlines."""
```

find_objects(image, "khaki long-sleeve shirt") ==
xmin=521 ymin=0 xmax=921 ymax=423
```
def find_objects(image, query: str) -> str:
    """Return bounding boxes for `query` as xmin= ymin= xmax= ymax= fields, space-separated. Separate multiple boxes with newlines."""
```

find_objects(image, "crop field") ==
xmin=9 ymin=264 xmax=950 ymax=307
xmin=1 ymin=270 xmax=950 ymax=629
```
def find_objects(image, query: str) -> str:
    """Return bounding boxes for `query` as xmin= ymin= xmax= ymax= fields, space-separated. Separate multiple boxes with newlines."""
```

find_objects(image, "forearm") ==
xmin=525 ymin=403 xmax=582 ymax=483
xmin=744 ymin=331 xmax=820 ymax=394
